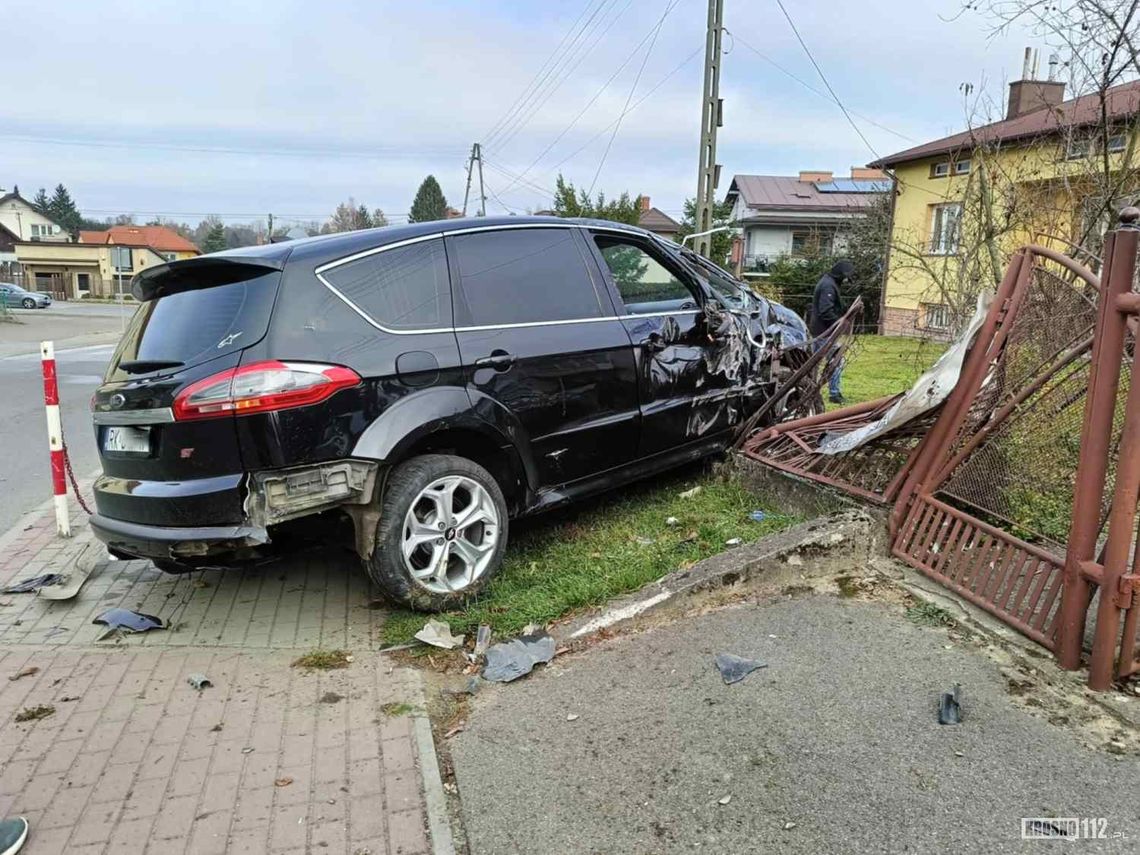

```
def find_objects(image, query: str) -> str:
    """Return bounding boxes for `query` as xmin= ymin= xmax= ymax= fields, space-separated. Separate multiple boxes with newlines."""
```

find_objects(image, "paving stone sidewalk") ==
xmin=0 ymin=495 xmax=451 ymax=855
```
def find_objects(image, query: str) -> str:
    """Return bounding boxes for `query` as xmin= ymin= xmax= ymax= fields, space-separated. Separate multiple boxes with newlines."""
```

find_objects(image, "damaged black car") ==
xmin=89 ymin=217 xmax=809 ymax=610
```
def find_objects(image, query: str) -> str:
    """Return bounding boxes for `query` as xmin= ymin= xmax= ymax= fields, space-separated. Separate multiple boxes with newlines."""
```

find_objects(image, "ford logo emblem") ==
xmin=109 ymin=393 xmax=126 ymax=410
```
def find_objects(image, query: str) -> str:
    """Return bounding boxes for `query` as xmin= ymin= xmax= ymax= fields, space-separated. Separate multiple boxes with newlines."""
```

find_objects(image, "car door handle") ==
xmin=474 ymin=351 xmax=517 ymax=371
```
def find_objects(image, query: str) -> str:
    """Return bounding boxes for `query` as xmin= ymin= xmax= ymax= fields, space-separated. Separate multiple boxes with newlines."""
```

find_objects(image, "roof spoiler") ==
xmin=132 ymin=255 xmax=285 ymax=301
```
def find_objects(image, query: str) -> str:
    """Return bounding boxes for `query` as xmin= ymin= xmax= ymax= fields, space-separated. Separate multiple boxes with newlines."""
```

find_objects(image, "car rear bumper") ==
xmin=89 ymin=513 xmax=268 ymax=562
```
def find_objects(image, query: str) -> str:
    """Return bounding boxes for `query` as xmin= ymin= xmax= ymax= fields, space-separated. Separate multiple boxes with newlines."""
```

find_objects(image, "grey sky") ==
xmin=0 ymin=0 xmax=1041 ymax=228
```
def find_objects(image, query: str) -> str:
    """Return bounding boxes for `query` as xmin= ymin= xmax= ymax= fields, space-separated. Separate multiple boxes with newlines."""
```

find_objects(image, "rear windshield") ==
xmin=104 ymin=270 xmax=280 ymax=382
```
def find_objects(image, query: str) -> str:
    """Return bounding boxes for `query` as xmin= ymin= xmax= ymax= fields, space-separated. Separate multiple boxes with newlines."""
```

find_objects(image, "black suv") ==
xmin=90 ymin=217 xmax=807 ymax=609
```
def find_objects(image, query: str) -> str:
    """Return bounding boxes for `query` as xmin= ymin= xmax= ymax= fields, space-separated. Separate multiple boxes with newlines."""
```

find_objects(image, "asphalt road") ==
xmin=452 ymin=596 xmax=1140 ymax=854
xmin=0 ymin=312 xmax=121 ymax=532
xmin=7 ymin=300 xmax=135 ymax=319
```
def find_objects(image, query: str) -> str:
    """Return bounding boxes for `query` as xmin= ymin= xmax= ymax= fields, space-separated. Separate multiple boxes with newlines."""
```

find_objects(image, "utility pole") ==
xmin=693 ymin=0 xmax=724 ymax=258
xmin=462 ymin=143 xmax=488 ymax=217
xmin=267 ymin=212 xmax=274 ymax=244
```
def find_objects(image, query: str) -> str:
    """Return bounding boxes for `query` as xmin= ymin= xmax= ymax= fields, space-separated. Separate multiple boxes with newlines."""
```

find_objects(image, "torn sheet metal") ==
xmin=482 ymin=630 xmax=556 ymax=683
xmin=3 ymin=574 xmax=63 ymax=594
xmin=817 ymin=291 xmax=993 ymax=455
xmin=93 ymin=608 xmax=165 ymax=634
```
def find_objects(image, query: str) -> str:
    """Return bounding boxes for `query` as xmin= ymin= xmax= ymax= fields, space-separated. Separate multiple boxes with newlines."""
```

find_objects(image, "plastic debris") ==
xmin=483 ymin=630 xmax=556 ymax=683
xmin=92 ymin=608 xmax=165 ymax=634
xmin=474 ymin=625 xmax=492 ymax=657
xmin=8 ymin=666 xmax=39 ymax=682
xmin=187 ymin=674 xmax=212 ymax=691
xmin=665 ymin=516 xmax=680 ymax=526
xmin=414 ymin=619 xmax=464 ymax=650
xmin=566 ymin=713 xmax=579 ymax=722
xmin=679 ymin=486 xmax=702 ymax=499
xmin=725 ymin=538 xmax=743 ymax=547
xmin=784 ymin=821 xmax=797 ymax=830
xmin=718 ymin=795 xmax=732 ymax=805
xmin=633 ymin=536 xmax=655 ymax=546
xmin=749 ymin=510 xmax=768 ymax=523
xmin=714 ymin=653 xmax=767 ymax=685
xmin=3 ymin=574 xmax=63 ymax=594
xmin=938 ymin=685 xmax=962 ymax=725
xmin=38 ymin=543 xmax=100 ymax=601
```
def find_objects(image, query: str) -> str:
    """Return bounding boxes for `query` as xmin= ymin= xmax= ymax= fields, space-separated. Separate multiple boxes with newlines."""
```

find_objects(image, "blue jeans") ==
xmin=813 ymin=337 xmax=843 ymax=399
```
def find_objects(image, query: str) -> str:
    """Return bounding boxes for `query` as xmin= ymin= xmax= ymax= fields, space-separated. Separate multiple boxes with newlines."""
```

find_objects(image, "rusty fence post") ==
xmin=1056 ymin=215 xmax=1139 ymax=675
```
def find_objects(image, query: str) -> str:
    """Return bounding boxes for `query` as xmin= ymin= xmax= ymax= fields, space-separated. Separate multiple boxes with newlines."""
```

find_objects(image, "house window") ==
xmin=923 ymin=303 xmax=951 ymax=331
xmin=30 ymin=224 xmax=53 ymax=238
xmin=162 ymin=252 xmax=177 ymax=262
xmin=790 ymin=230 xmax=833 ymax=258
xmin=1107 ymin=133 xmax=1128 ymax=153
xmin=954 ymin=158 xmax=971 ymax=175
xmin=110 ymin=246 xmax=133 ymax=271
xmin=1065 ymin=137 xmax=1093 ymax=160
xmin=931 ymin=161 xmax=951 ymax=178
xmin=928 ymin=203 xmax=962 ymax=255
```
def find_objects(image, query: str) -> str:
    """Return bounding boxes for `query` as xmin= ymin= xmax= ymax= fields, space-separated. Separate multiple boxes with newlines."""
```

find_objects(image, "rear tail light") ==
xmin=173 ymin=361 xmax=361 ymax=421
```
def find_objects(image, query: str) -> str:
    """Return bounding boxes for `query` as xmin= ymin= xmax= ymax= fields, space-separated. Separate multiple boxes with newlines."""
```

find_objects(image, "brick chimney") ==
xmin=850 ymin=167 xmax=887 ymax=180
xmin=638 ymin=195 xmax=651 ymax=213
xmin=798 ymin=170 xmax=833 ymax=182
xmin=1007 ymin=47 xmax=1065 ymax=118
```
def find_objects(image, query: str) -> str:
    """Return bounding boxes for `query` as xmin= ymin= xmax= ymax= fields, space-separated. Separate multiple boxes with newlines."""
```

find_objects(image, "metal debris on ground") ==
xmin=37 ymin=542 xmax=101 ymax=601
xmin=3 ymin=574 xmax=63 ymax=594
xmin=718 ymin=795 xmax=732 ymax=805
xmin=92 ymin=608 xmax=165 ymax=634
xmin=482 ymin=630 xmax=557 ymax=683
xmin=749 ymin=510 xmax=768 ymax=523
xmin=714 ymin=653 xmax=767 ymax=685
xmin=665 ymin=516 xmax=680 ymax=526
xmin=938 ymin=685 xmax=962 ymax=725
xmin=566 ymin=713 xmax=579 ymax=721
xmin=414 ymin=619 xmax=464 ymax=650
xmin=679 ymin=486 xmax=702 ymax=499
xmin=7 ymin=666 xmax=39 ymax=682
xmin=187 ymin=674 xmax=212 ymax=691
xmin=725 ymin=538 xmax=742 ymax=547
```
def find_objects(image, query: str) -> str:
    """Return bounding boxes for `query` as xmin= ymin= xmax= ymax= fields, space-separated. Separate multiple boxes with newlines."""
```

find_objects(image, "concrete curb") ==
xmin=413 ymin=713 xmax=457 ymax=855
xmin=555 ymin=509 xmax=879 ymax=643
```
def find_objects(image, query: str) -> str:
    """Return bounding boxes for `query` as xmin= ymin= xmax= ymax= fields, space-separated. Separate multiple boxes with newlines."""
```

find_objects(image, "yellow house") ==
xmin=16 ymin=224 xmax=199 ymax=300
xmin=871 ymin=76 xmax=1140 ymax=337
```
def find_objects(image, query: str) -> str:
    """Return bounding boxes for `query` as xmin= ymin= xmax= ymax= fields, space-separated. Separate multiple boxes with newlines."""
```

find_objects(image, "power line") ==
xmin=772 ymin=0 xmax=881 ymax=161
xmin=488 ymin=0 xmax=635 ymax=153
xmin=485 ymin=0 xmax=622 ymax=151
xmin=587 ymin=0 xmax=670 ymax=194
xmin=492 ymin=0 xmax=684 ymax=194
xmin=728 ymin=31 xmax=915 ymax=143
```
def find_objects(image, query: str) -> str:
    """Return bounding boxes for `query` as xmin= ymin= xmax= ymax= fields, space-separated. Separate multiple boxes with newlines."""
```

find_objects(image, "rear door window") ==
xmin=105 ymin=269 xmax=280 ymax=382
xmin=320 ymin=238 xmax=451 ymax=331
xmin=593 ymin=236 xmax=697 ymax=314
xmin=448 ymin=228 xmax=605 ymax=326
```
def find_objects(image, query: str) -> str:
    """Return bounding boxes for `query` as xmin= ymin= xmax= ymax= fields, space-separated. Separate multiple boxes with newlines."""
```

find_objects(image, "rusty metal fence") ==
xmin=740 ymin=212 xmax=1140 ymax=690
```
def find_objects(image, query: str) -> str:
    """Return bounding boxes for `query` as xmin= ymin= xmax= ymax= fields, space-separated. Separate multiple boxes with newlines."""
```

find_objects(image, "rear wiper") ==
xmin=119 ymin=359 xmax=185 ymax=374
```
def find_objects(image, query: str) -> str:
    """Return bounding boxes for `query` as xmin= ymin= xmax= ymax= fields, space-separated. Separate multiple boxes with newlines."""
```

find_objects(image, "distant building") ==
xmin=723 ymin=169 xmax=889 ymax=278
xmin=17 ymin=224 xmax=199 ymax=300
xmin=637 ymin=196 xmax=681 ymax=241
xmin=0 ymin=188 xmax=69 ymax=244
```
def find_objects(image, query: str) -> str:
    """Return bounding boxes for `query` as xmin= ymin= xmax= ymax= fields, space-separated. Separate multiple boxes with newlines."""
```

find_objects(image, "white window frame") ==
xmin=1107 ymin=133 xmax=1128 ymax=153
xmin=931 ymin=161 xmax=951 ymax=178
xmin=923 ymin=302 xmax=951 ymax=331
xmin=928 ymin=203 xmax=962 ymax=256
xmin=953 ymin=159 xmax=971 ymax=175
xmin=1065 ymin=137 xmax=1093 ymax=160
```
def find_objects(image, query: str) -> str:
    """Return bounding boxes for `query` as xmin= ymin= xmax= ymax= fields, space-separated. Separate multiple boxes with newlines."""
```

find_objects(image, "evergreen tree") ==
xmin=373 ymin=209 xmax=389 ymax=228
xmin=47 ymin=184 xmax=83 ymax=237
xmin=31 ymin=188 xmax=50 ymax=214
xmin=408 ymin=176 xmax=448 ymax=223
xmin=201 ymin=220 xmax=228 ymax=253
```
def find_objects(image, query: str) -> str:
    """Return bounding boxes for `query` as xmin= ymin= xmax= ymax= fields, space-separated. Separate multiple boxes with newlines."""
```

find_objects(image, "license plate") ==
xmin=103 ymin=426 xmax=150 ymax=454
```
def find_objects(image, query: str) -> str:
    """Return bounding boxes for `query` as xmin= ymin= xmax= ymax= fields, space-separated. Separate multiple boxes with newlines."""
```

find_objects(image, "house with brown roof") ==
xmin=637 ymin=197 xmax=681 ymax=241
xmin=723 ymin=169 xmax=889 ymax=278
xmin=15 ymin=224 xmax=199 ymax=300
xmin=869 ymin=74 xmax=1140 ymax=337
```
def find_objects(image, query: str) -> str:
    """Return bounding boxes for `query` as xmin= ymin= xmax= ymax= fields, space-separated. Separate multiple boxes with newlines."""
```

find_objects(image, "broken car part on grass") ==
xmin=414 ymin=619 xmax=465 ymax=650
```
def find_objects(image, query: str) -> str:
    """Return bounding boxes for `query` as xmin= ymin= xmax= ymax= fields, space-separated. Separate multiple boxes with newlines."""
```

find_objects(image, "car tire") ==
xmin=21 ymin=297 xmax=36 ymax=309
xmin=365 ymin=453 xmax=509 ymax=611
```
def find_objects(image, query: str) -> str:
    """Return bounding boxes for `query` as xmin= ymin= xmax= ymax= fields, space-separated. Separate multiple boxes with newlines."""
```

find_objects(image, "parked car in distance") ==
xmin=89 ymin=217 xmax=808 ymax=610
xmin=0 ymin=283 xmax=52 ymax=309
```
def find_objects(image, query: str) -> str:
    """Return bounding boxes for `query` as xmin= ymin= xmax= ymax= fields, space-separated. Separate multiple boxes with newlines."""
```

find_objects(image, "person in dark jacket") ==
xmin=809 ymin=259 xmax=855 ymax=404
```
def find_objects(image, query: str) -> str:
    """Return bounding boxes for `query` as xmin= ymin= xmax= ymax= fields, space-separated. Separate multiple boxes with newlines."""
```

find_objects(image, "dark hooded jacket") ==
xmin=809 ymin=259 xmax=854 ymax=336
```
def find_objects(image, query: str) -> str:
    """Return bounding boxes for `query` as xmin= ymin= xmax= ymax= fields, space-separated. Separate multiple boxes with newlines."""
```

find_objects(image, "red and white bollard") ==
xmin=41 ymin=340 xmax=71 ymax=537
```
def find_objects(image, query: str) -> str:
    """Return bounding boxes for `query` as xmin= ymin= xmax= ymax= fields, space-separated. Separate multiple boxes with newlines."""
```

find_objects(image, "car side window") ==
xmin=594 ymin=236 xmax=696 ymax=315
xmin=321 ymin=238 xmax=451 ymax=330
xmin=449 ymin=228 xmax=604 ymax=326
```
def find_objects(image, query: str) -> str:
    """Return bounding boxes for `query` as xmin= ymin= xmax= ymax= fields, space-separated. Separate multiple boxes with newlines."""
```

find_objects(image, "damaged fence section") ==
xmin=739 ymin=211 xmax=1140 ymax=692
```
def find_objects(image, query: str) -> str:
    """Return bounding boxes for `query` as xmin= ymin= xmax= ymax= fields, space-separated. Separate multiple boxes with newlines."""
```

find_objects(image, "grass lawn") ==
xmin=838 ymin=335 xmax=948 ymax=406
xmin=381 ymin=465 xmax=798 ymax=644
